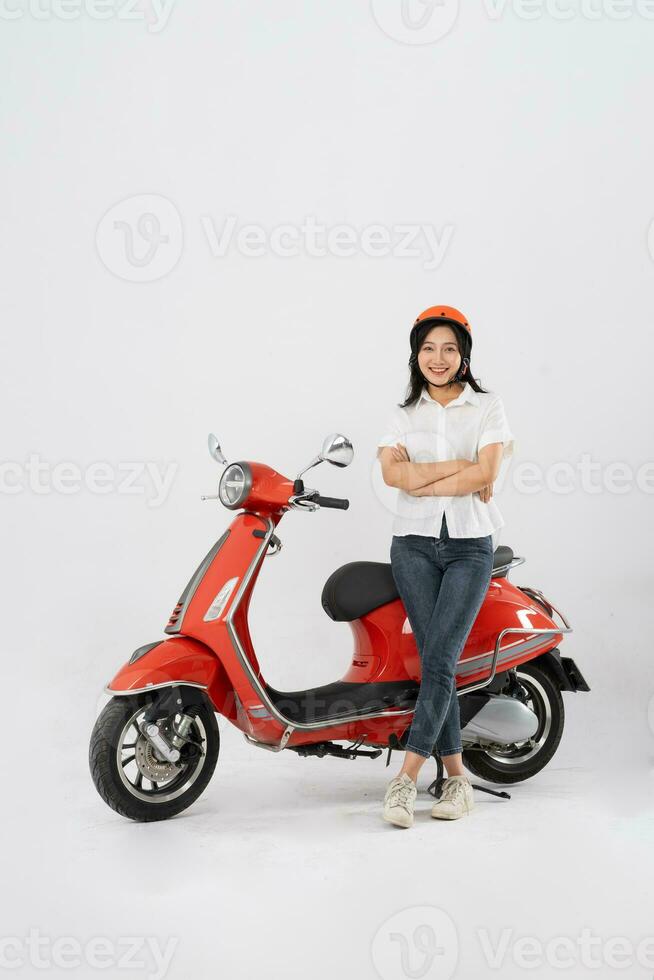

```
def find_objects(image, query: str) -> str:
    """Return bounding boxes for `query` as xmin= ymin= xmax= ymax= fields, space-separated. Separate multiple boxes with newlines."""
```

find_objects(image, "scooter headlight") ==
xmin=218 ymin=462 xmax=252 ymax=509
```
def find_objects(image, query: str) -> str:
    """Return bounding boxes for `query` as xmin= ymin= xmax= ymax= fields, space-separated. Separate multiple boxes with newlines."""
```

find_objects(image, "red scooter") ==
xmin=89 ymin=432 xmax=590 ymax=822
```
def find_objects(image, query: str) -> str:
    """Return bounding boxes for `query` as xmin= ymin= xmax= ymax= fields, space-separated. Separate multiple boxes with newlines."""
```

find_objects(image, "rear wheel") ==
xmin=89 ymin=692 xmax=219 ymax=821
xmin=462 ymin=661 xmax=564 ymax=784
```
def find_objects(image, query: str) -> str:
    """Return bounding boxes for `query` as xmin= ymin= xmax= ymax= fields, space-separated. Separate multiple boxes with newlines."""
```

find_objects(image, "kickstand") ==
xmin=385 ymin=732 xmax=405 ymax=768
xmin=469 ymin=781 xmax=511 ymax=800
xmin=427 ymin=752 xmax=511 ymax=801
xmin=426 ymin=752 xmax=446 ymax=799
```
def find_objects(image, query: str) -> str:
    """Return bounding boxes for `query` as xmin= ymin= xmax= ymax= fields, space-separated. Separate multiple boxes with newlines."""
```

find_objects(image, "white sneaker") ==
xmin=430 ymin=775 xmax=474 ymax=820
xmin=383 ymin=772 xmax=417 ymax=828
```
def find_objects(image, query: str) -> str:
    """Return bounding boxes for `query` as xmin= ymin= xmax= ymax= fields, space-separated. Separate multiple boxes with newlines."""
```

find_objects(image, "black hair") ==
xmin=399 ymin=320 xmax=488 ymax=408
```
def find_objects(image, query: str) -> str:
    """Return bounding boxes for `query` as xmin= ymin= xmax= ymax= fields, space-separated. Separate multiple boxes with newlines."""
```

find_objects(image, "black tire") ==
xmin=462 ymin=660 xmax=564 ymax=784
xmin=89 ymin=691 xmax=220 ymax=822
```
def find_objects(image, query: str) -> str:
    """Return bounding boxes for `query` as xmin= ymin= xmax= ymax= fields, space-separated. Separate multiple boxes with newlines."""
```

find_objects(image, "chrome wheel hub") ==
xmin=116 ymin=706 xmax=207 ymax=804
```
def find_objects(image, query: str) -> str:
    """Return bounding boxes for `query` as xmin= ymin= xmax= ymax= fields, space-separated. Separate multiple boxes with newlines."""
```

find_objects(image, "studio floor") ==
xmin=6 ymin=684 xmax=653 ymax=980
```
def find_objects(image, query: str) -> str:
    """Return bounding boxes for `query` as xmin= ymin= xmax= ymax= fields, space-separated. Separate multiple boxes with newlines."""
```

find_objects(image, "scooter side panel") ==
xmin=456 ymin=579 xmax=564 ymax=686
xmin=341 ymin=578 xmax=563 ymax=688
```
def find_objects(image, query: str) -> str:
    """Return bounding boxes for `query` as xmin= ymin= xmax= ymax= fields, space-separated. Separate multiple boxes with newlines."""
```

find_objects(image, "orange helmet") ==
xmin=409 ymin=304 xmax=472 ymax=359
xmin=409 ymin=304 xmax=473 ymax=386
xmin=413 ymin=304 xmax=471 ymax=334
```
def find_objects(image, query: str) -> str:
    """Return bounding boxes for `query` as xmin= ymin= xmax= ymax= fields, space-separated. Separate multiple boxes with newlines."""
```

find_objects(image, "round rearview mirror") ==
xmin=208 ymin=433 xmax=227 ymax=465
xmin=319 ymin=433 xmax=353 ymax=468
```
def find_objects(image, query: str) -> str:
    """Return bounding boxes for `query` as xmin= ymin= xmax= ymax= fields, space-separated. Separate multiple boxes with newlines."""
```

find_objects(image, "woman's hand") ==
xmin=404 ymin=456 xmax=479 ymax=497
xmin=390 ymin=443 xmax=410 ymax=463
xmin=408 ymin=475 xmax=495 ymax=499
xmin=408 ymin=484 xmax=433 ymax=496
xmin=393 ymin=446 xmax=434 ymax=496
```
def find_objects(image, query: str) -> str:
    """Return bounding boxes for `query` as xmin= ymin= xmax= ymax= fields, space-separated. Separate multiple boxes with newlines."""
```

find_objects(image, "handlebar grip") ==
xmin=314 ymin=495 xmax=349 ymax=510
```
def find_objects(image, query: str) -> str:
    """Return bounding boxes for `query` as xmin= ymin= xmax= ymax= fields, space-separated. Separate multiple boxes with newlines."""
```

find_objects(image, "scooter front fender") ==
xmin=106 ymin=636 xmax=237 ymax=720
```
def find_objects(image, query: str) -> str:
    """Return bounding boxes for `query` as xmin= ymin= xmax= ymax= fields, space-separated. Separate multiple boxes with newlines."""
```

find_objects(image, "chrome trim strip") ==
xmin=224 ymin=516 xmax=416 ymax=732
xmin=243 ymin=725 xmax=295 ymax=752
xmin=458 ymin=633 xmax=542 ymax=668
xmin=457 ymin=633 xmax=559 ymax=677
xmin=105 ymin=681 xmax=209 ymax=697
xmin=491 ymin=555 xmax=526 ymax=577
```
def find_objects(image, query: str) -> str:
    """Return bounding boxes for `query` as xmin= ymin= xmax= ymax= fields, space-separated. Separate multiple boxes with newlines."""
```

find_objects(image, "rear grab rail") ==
xmin=457 ymin=595 xmax=572 ymax=696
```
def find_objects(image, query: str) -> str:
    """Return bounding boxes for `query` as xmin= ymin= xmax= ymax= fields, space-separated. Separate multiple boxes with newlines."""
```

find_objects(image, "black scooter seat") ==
xmin=321 ymin=546 xmax=514 ymax=623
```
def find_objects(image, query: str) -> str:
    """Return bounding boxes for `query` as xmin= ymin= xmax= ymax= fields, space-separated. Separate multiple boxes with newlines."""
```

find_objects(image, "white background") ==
xmin=2 ymin=2 xmax=653 ymax=978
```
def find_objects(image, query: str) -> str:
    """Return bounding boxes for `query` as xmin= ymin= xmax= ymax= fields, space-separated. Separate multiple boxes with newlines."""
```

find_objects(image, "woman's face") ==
xmin=418 ymin=325 xmax=462 ymax=384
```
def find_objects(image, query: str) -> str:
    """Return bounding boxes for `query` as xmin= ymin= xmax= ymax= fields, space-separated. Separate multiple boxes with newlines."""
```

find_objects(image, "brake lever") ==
xmin=288 ymin=489 xmax=320 ymax=512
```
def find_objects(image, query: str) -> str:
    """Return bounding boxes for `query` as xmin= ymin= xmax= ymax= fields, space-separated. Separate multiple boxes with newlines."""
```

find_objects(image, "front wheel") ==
xmin=462 ymin=661 xmax=564 ymax=784
xmin=89 ymin=692 xmax=219 ymax=821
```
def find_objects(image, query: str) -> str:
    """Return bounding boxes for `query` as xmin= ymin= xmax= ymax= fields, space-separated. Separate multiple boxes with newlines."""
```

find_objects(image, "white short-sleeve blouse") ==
xmin=377 ymin=381 xmax=515 ymax=547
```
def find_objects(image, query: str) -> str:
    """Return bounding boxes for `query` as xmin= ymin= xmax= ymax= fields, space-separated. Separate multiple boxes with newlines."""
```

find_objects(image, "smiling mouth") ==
xmin=429 ymin=368 xmax=448 ymax=375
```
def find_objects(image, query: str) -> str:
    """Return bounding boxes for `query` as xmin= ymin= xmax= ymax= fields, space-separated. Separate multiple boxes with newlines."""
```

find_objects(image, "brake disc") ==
xmin=134 ymin=723 xmax=180 ymax=782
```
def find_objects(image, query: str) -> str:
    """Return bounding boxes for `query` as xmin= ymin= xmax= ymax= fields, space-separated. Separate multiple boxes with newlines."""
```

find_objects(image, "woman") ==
xmin=376 ymin=305 xmax=514 ymax=828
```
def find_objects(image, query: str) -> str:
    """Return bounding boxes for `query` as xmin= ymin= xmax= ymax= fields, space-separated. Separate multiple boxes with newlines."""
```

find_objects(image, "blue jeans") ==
xmin=390 ymin=513 xmax=494 ymax=759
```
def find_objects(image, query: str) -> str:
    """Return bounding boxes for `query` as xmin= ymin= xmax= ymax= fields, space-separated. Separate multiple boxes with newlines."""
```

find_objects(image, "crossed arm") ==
xmin=378 ymin=443 xmax=504 ymax=500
